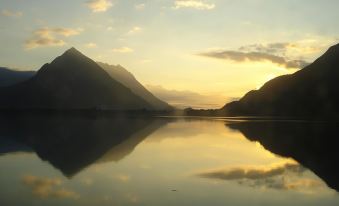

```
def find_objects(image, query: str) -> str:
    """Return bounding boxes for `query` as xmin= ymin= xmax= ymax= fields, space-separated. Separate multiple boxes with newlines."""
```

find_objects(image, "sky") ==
xmin=1 ymin=0 xmax=339 ymax=108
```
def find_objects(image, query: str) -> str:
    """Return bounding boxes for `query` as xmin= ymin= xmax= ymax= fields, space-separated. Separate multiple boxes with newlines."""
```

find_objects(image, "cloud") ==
xmin=196 ymin=162 xmax=325 ymax=191
xmin=200 ymin=42 xmax=311 ymax=69
xmin=146 ymin=84 xmax=228 ymax=109
xmin=22 ymin=175 xmax=79 ymax=199
xmin=24 ymin=27 xmax=83 ymax=50
xmin=238 ymin=42 xmax=321 ymax=56
xmin=84 ymin=42 xmax=97 ymax=48
xmin=1 ymin=9 xmax=23 ymax=17
xmin=173 ymin=0 xmax=215 ymax=10
xmin=200 ymin=50 xmax=309 ymax=69
xmin=112 ymin=47 xmax=134 ymax=53
xmin=25 ymin=38 xmax=65 ymax=50
xmin=49 ymin=28 xmax=83 ymax=36
xmin=135 ymin=3 xmax=145 ymax=10
xmin=127 ymin=26 xmax=142 ymax=35
xmin=140 ymin=59 xmax=152 ymax=64
xmin=86 ymin=0 xmax=113 ymax=12
xmin=239 ymin=42 xmax=291 ymax=54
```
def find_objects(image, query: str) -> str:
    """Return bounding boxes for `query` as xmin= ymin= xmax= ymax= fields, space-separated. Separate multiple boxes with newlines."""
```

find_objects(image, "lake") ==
xmin=0 ymin=115 xmax=338 ymax=206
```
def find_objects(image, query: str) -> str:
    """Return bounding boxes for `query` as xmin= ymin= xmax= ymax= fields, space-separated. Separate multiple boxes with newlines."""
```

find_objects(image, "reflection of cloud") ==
xmin=125 ymin=193 xmax=139 ymax=203
xmin=86 ymin=0 xmax=113 ymax=12
xmin=22 ymin=175 xmax=79 ymax=199
xmin=200 ymin=42 xmax=313 ymax=69
xmin=112 ymin=47 xmax=134 ymax=53
xmin=1 ymin=9 xmax=23 ymax=17
xmin=24 ymin=27 xmax=82 ymax=49
xmin=173 ymin=0 xmax=215 ymax=10
xmin=197 ymin=162 xmax=326 ymax=191
xmin=199 ymin=162 xmax=304 ymax=180
xmin=80 ymin=178 xmax=94 ymax=186
xmin=146 ymin=84 xmax=228 ymax=109
xmin=114 ymin=174 xmax=130 ymax=182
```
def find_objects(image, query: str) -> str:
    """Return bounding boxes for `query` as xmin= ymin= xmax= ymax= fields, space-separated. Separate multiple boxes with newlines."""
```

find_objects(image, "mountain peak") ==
xmin=323 ymin=43 xmax=339 ymax=58
xmin=328 ymin=43 xmax=339 ymax=51
xmin=62 ymin=47 xmax=83 ymax=57
xmin=0 ymin=47 xmax=154 ymax=110
xmin=36 ymin=47 xmax=94 ymax=76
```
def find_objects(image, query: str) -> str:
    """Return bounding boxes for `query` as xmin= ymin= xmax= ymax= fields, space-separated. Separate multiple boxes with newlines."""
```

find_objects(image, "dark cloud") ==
xmin=200 ymin=51 xmax=309 ymax=69
xmin=200 ymin=42 xmax=310 ymax=69
xmin=198 ymin=162 xmax=304 ymax=180
xmin=285 ymin=59 xmax=309 ymax=69
xmin=239 ymin=42 xmax=291 ymax=54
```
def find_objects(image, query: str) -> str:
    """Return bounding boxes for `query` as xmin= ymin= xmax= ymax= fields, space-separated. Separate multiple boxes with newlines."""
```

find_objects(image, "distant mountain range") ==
xmin=222 ymin=43 xmax=339 ymax=118
xmin=97 ymin=62 xmax=171 ymax=110
xmin=0 ymin=67 xmax=35 ymax=87
xmin=0 ymin=48 xmax=171 ymax=111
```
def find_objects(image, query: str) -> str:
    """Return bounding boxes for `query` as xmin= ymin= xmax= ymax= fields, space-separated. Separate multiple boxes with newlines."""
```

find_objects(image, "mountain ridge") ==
xmin=222 ymin=43 xmax=339 ymax=118
xmin=97 ymin=62 xmax=171 ymax=110
xmin=0 ymin=48 xmax=153 ymax=110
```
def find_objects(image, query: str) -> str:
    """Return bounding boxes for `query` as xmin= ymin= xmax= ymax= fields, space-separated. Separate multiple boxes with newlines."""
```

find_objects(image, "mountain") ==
xmin=97 ymin=62 xmax=171 ymax=110
xmin=222 ymin=43 xmax=339 ymax=118
xmin=0 ymin=48 xmax=153 ymax=110
xmin=0 ymin=67 xmax=35 ymax=87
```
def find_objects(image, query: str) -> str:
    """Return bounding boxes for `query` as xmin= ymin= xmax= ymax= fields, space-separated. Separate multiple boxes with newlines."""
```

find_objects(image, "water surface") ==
xmin=0 ymin=116 xmax=338 ymax=206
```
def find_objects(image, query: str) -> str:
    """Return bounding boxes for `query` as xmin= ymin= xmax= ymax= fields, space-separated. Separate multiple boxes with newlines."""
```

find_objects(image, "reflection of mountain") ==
xmin=226 ymin=121 xmax=339 ymax=191
xmin=97 ymin=62 xmax=171 ymax=111
xmin=222 ymin=44 xmax=339 ymax=118
xmin=0 ymin=115 xmax=167 ymax=177
xmin=97 ymin=118 xmax=169 ymax=163
xmin=0 ymin=136 xmax=32 ymax=154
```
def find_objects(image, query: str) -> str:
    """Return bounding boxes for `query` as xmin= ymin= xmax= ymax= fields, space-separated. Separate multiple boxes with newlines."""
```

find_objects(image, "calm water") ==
xmin=0 ymin=116 xmax=338 ymax=206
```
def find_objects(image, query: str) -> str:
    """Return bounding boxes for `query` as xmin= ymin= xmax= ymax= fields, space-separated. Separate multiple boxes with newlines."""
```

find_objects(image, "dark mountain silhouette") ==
xmin=0 ymin=67 xmax=35 ymax=87
xmin=0 ymin=114 xmax=168 ymax=177
xmin=222 ymin=43 xmax=339 ymax=118
xmin=97 ymin=62 xmax=172 ymax=110
xmin=226 ymin=120 xmax=339 ymax=191
xmin=0 ymin=136 xmax=32 ymax=155
xmin=0 ymin=48 xmax=153 ymax=110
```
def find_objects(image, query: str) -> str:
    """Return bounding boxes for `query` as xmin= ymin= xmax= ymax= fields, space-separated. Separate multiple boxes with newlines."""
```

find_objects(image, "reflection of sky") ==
xmin=0 ymin=119 xmax=338 ymax=206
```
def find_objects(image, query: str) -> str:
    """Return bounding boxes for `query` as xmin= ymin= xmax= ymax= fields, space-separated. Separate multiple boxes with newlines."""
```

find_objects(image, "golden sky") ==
xmin=1 ymin=0 xmax=339 ymax=108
